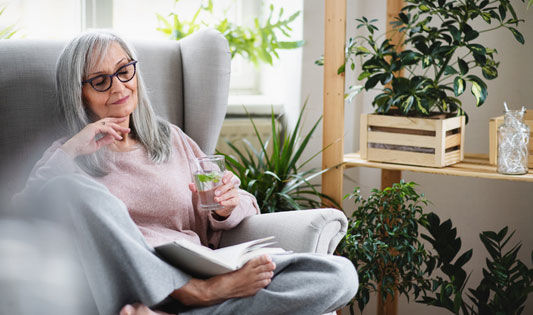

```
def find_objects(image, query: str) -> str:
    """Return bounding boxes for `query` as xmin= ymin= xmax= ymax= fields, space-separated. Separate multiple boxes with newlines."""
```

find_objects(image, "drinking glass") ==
xmin=191 ymin=155 xmax=225 ymax=210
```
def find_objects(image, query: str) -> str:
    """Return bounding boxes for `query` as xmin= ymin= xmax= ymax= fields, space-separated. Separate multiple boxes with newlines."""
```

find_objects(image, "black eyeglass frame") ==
xmin=82 ymin=60 xmax=138 ymax=92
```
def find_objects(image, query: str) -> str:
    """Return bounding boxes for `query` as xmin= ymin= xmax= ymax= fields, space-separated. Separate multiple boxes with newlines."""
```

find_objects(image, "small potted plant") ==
xmin=341 ymin=0 xmax=527 ymax=167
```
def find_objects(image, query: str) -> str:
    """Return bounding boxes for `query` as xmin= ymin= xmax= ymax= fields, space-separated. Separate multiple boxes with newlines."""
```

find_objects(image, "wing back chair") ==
xmin=0 ymin=29 xmax=348 ymax=312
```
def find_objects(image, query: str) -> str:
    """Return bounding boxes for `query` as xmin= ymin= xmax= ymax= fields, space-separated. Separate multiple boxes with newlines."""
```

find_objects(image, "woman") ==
xmin=18 ymin=31 xmax=358 ymax=315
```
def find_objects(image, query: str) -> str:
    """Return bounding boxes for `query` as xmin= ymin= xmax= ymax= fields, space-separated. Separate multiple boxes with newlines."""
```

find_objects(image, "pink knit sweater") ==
xmin=25 ymin=125 xmax=259 ymax=248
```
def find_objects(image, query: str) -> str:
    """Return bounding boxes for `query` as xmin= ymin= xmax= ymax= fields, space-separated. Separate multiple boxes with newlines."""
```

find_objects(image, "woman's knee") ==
xmin=328 ymin=255 xmax=359 ymax=304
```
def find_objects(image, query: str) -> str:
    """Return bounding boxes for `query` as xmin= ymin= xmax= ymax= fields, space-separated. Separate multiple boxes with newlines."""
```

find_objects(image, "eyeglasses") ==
xmin=82 ymin=60 xmax=138 ymax=92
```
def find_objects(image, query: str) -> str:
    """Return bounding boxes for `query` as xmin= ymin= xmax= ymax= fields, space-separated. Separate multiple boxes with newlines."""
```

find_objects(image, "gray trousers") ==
xmin=32 ymin=174 xmax=357 ymax=315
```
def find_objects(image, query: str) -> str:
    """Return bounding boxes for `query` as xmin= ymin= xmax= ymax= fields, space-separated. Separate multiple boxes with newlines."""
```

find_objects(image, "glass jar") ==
xmin=497 ymin=110 xmax=530 ymax=175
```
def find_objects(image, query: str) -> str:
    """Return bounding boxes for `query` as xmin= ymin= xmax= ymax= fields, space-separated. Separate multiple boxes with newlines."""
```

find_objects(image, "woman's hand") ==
xmin=61 ymin=117 xmax=130 ymax=158
xmin=189 ymin=171 xmax=240 ymax=219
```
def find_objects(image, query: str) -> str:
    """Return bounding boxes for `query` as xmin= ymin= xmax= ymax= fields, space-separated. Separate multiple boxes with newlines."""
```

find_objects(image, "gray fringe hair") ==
xmin=55 ymin=30 xmax=172 ymax=176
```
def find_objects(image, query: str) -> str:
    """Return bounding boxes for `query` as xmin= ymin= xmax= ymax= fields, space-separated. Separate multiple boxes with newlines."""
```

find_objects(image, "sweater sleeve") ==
xmin=12 ymin=140 xmax=83 ymax=205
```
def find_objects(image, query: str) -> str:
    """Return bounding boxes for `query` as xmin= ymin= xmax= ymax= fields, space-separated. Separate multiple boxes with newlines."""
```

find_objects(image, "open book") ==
xmin=155 ymin=236 xmax=287 ymax=278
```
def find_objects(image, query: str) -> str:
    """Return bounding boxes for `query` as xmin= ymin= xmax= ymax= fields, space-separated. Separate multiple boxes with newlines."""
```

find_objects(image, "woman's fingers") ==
xmin=215 ymin=175 xmax=237 ymax=197
xmin=61 ymin=117 xmax=131 ymax=157
xmin=215 ymin=187 xmax=238 ymax=202
xmin=107 ymin=122 xmax=131 ymax=134
xmin=98 ymin=116 xmax=128 ymax=125
xmin=96 ymin=125 xmax=123 ymax=140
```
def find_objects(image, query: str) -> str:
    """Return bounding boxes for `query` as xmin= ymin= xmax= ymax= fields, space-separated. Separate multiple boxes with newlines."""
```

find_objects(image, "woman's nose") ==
xmin=109 ymin=75 xmax=126 ymax=93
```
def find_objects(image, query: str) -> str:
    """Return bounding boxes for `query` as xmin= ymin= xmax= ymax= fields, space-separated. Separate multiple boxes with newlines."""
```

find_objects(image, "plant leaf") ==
xmin=509 ymin=27 xmax=524 ymax=44
xmin=457 ymin=58 xmax=469 ymax=75
xmin=453 ymin=77 xmax=465 ymax=96
xmin=467 ymin=75 xmax=488 ymax=106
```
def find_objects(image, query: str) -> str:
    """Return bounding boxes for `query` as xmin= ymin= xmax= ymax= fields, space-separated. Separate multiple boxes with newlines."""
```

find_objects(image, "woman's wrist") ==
xmin=212 ymin=210 xmax=229 ymax=221
xmin=60 ymin=141 xmax=78 ymax=158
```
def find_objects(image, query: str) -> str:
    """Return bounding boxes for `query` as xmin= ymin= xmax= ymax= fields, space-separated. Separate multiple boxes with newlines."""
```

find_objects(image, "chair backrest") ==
xmin=0 ymin=29 xmax=231 ymax=202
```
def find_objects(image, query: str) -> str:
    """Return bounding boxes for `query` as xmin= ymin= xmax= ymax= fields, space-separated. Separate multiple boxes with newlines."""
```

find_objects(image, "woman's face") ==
xmin=82 ymin=42 xmax=138 ymax=122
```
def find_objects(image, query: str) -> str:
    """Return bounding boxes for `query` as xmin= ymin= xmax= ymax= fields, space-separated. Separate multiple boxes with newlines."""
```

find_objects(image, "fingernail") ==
xmin=215 ymin=190 xmax=220 ymax=196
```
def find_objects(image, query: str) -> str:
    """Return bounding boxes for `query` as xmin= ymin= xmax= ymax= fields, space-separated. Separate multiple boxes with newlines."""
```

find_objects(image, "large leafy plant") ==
xmin=217 ymin=103 xmax=338 ymax=213
xmin=339 ymin=181 xmax=436 ymax=314
xmin=156 ymin=0 xmax=304 ymax=66
xmin=420 ymin=214 xmax=533 ymax=315
xmin=340 ymin=0 xmax=527 ymax=119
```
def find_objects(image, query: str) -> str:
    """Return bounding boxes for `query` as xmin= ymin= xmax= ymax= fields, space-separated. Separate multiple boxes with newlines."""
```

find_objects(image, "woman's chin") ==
xmin=107 ymin=106 xmax=136 ymax=119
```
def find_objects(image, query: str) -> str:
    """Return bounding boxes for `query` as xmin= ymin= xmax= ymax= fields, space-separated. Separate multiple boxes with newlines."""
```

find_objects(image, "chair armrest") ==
xmin=219 ymin=209 xmax=347 ymax=254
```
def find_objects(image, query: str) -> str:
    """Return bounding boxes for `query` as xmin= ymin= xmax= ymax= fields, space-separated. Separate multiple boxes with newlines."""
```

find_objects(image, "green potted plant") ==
xmin=336 ymin=0 xmax=527 ymax=167
xmin=217 ymin=102 xmax=339 ymax=213
xmin=419 ymin=214 xmax=533 ymax=315
xmin=339 ymin=181 xmax=436 ymax=314
xmin=156 ymin=0 xmax=304 ymax=66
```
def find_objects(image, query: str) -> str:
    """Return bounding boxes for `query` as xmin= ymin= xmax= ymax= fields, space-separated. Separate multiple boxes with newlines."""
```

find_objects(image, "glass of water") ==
xmin=191 ymin=155 xmax=225 ymax=210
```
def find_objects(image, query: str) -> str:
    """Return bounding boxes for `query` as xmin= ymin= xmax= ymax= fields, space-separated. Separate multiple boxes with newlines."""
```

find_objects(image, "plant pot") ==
xmin=489 ymin=110 xmax=533 ymax=169
xmin=360 ymin=113 xmax=465 ymax=167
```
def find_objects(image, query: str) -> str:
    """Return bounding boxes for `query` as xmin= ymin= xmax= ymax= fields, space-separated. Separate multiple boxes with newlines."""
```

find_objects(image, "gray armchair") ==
xmin=0 ymin=27 xmax=347 ymax=315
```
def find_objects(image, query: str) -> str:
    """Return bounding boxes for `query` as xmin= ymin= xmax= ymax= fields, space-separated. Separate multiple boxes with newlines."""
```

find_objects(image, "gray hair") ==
xmin=55 ymin=30 xmax=172 ymax=176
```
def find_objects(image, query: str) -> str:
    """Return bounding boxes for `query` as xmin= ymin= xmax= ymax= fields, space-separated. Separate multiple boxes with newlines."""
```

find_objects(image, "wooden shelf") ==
xmin=344 ymin=153 xmax=533 ymax=183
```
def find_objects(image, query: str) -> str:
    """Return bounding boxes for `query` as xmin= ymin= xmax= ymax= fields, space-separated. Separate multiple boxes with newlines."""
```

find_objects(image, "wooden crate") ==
xmin=489 ymin=110 xmax=533 ymax=168
xmin=360 ymin=113 xmax=465 ymax=167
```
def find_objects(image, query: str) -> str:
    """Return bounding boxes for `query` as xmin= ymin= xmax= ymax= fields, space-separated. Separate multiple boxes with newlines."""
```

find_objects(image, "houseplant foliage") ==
xmin=340 ymin=0 xmax=527 ymax=119
xmin=156 ymin=0 xmax=304 ymax=66
xmin=339 ymin=181 xmax=436 ymax=314
xmin=217 ymin=102 xmax=338 ymax=213
xmin=340 ymin=181 xmax=533 ymax=314
xmin=419 ymin=213 xmax=533 ymax=315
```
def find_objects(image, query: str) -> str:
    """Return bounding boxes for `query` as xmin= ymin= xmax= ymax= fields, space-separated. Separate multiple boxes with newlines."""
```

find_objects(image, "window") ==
xmin=2 ymin=0 xmax=81 ymax=39
xmin=111 ymin=0 xmax=260 ymax=93
xmin=3 ymin=0 xmax=303 ymax=114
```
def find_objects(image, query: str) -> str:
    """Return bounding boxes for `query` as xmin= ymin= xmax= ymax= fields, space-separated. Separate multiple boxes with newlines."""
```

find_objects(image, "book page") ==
xmin=212 ymin=236 xmax=277 ymax=266
xmin=237 ymin=247 xmax=287 ymax=268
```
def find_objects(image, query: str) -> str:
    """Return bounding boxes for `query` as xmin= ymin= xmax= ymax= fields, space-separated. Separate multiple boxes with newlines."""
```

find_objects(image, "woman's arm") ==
xmin=12 ymin=117 xmax=130 ymax=205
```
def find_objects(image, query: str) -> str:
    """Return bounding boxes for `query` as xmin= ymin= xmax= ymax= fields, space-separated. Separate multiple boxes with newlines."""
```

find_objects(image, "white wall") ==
xmin=300 ymin=1 xmax=533 ymax=314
